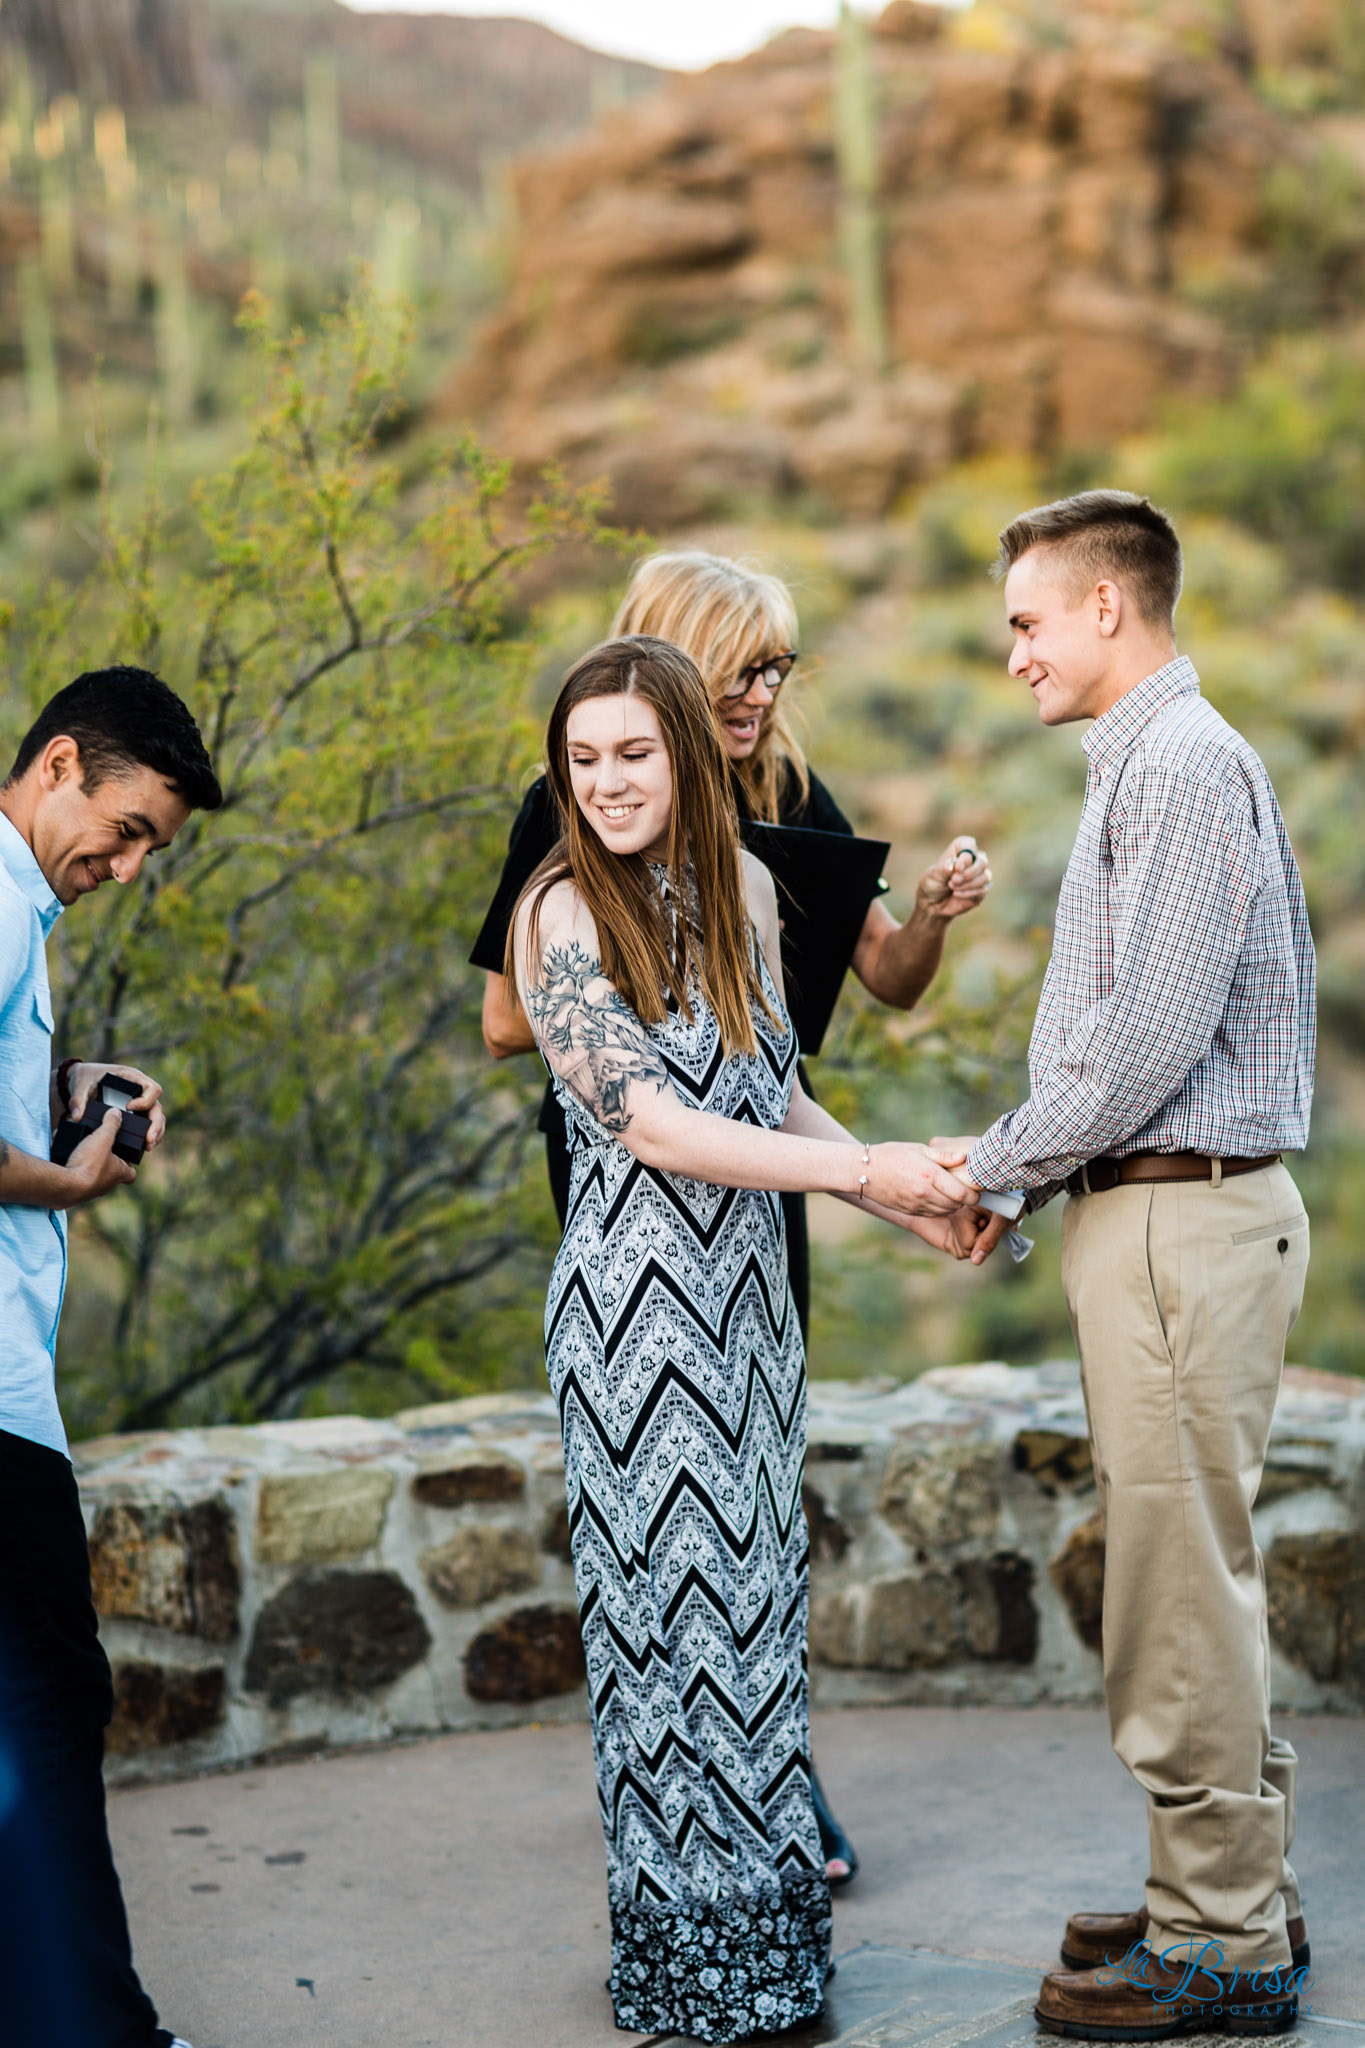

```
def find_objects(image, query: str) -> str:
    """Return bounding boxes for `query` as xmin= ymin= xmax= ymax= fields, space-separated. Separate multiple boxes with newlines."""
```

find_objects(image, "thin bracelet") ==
xmin=857 ymin=1141 xmax=870 ymax=1201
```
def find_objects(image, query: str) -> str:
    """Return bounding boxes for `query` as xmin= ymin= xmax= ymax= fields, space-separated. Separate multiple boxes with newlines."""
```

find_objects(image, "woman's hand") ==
xmin=852 ymin=843 xmax=992 ymax=1010
xmin=916 ymin=837 xmax=992 ymax=923
xmin=864 ymin=1142 xmax=977 ymax=1217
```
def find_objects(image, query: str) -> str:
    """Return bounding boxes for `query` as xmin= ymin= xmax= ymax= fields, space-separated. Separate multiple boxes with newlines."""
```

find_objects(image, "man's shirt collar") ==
xmin=0 ymin=809 xmax=62 ymax=936
xmin=1083 ymin=655 xmax=1200 ymax=773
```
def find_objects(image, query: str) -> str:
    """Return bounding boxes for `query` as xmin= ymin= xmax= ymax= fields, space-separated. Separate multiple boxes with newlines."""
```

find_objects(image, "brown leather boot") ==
xmin=1062 ymin=1909 xmax=1309 ymax=1974
xmin=1061 ymin=1908 xmax=1150 ymax=1972
xmin=1036 ymin=1951 xmax=1301 ymax=2040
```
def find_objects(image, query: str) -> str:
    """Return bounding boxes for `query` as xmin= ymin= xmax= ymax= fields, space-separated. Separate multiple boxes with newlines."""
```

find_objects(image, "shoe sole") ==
xmin=1035 ymin=2000 xmax=1298 ymax=2041
xmin=1060 ymin=1943 xmax=1309 ymax=1975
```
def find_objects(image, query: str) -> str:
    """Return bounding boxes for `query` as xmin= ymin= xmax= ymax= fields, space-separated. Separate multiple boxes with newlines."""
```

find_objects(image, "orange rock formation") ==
xmin=444 ymin=1 xmax=1305 ymax=523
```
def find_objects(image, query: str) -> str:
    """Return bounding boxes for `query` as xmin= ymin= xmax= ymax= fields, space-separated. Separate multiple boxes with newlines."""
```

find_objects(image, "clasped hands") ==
xmin=857 ymin=1134 xmax=1013 ymax=1265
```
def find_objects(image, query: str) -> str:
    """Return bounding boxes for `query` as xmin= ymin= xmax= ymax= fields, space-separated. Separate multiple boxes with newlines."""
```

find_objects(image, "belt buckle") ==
xmin=1080 ymin=1161 xmax=1093 ymax=1196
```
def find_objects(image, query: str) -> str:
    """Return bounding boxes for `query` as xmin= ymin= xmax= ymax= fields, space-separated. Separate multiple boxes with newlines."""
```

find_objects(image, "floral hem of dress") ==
xmin=608 ymin=1871 xmax=832 ymax=2043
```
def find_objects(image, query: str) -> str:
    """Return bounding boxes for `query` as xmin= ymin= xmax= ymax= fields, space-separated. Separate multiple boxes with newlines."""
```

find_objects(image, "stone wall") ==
xmin=74 ymin=1363 xmax=1365 ymax=1784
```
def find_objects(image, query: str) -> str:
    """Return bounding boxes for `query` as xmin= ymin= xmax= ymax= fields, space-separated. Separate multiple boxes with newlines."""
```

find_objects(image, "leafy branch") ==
xmin=3 ymin=280 xmax=619 ymax=1430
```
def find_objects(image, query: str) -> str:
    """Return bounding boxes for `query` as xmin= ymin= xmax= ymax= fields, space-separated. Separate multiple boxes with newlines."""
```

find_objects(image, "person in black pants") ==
xmin=0 ymin=667 xmax=222 ymax=2048
xmin=473 ymin=552 xmax=992 ymax=1885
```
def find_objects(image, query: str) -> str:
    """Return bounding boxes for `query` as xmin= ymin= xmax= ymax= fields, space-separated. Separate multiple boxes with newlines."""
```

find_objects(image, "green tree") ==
xmin=2 ymin=284 xmax=615 ymax=1430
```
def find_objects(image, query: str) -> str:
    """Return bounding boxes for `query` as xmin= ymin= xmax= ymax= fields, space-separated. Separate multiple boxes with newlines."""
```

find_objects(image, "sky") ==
xmin=339 ymin=1 xmax=960 ymax=72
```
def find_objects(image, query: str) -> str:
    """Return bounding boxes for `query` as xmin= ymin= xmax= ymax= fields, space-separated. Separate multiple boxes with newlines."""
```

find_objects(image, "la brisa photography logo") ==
xmin=1099 ymin=1938 xmax=1313 ymax=2024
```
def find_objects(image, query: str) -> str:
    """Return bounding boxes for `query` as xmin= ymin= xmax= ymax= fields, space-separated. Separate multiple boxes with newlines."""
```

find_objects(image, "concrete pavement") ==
xmin=109 ymin=1705 xmax=1364 ymax=2048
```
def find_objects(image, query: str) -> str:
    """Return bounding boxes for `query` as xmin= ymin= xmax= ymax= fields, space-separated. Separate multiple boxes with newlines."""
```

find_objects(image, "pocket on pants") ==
xmin=1231 ymin=1212 xmax=1308 ymax=1248
xmin=1144 ymin=1190 xmax=1176 ymax=1363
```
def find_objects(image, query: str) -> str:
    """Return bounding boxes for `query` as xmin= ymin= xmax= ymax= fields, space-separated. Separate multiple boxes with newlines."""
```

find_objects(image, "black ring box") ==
xmin=51 ymin=1073 xmax=151 ymax=1168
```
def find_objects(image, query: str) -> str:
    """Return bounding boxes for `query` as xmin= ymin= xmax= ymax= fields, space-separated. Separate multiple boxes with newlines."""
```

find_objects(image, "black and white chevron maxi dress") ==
xmin=543 ymin=911 xmax=831 ymax=2042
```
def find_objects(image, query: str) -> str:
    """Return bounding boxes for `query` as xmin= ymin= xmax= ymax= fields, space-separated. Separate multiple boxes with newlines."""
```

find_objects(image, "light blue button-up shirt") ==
xmin=0 ymin=810 xmax=68 ymax=1457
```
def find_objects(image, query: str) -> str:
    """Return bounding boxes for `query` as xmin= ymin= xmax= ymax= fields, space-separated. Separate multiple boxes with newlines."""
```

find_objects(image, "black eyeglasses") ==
xmin=719 ymin=651 xmax=798 ymax=703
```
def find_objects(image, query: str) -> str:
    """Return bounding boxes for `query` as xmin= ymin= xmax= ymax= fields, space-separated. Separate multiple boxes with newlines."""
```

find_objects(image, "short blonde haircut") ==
xmin=996 ymin=490 xmax=1183 ymax=631
xmin=611 ymin=550 xmax=808 ymax=824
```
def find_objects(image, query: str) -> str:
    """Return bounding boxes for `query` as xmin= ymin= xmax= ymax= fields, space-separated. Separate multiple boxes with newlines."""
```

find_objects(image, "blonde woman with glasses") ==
xmin=471 ymin=551 xmax=993 ymax=1886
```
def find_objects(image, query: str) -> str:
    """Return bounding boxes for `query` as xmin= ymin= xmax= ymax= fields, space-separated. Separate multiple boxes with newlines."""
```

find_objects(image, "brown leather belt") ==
xmin=1065 ymin=1152 xmax=1281 ymax=1197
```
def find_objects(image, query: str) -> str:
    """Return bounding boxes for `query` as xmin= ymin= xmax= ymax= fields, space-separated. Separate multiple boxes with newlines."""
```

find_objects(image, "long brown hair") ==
xmin=505 ymin=635 xmax=779 ymax=1057
xmin=611 ymin=551 xmax=808 ymax=824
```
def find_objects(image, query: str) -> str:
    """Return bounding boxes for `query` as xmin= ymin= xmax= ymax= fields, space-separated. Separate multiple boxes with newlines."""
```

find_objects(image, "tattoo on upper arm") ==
xmin=525 ymin=940 xmax=670 ymax=1134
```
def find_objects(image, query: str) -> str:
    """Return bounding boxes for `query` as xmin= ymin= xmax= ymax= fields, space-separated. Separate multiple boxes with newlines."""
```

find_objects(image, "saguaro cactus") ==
xmin=374 ymin=195 xmax=421 ymax=303
xmin=834 ymin=1 xmax=889 ymax=375
xmin=19 ymin=256 xmax=60 ymax=439
xmin=34 ymin=104 xmax=76 ymax=295
xmin=304 ymin=52 xmax=341 ymax=195
xmin=96 ymin=105 xmax=140 ymax=319
xmin=155 ymin=212 xmax=195 ymax=426
xmin=39 ymin=155 xmax=76 ymax=294
xmin=6 ymin=49 xmax=35 ymax=164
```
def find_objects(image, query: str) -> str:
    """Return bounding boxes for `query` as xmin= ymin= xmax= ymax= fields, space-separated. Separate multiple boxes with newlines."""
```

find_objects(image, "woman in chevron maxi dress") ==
xmin=508 ymin=636 xmax=985 ymax=2042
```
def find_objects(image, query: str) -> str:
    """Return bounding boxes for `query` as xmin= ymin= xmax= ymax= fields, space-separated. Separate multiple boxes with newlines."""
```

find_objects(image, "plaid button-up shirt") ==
xmin=967 ymin=656 xmax=1315 ymax=1206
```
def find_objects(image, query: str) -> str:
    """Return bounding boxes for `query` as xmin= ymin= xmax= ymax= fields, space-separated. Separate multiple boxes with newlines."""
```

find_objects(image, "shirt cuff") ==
xmin=966 ymin=1130 xmax=1010 ymax=1192
xmin=969 ymin=1116 xmax=1088 ymax=1197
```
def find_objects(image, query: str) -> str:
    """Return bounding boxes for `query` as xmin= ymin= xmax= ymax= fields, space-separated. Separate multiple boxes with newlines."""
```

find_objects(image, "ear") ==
xmin=38 ymin=736 xmax=82 ymax=791
xmin=1094 ymin=579 xmax=1123 ymax=640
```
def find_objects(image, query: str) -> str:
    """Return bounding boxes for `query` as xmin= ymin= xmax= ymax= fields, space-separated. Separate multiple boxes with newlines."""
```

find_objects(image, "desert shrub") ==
xmin=1146 ymin=339 xmax=1365 ymax=589
xmin=6 ymin=284 xmax=616 ymax=1430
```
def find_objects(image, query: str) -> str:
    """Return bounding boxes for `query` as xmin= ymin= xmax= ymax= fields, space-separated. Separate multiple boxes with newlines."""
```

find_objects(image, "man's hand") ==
xmin=966 ymin=1210 xmax=1012 ymax=1266
xmin=60 ymin=1109 xmax=137 ymax=1206
xmin=917 ymin=839 xmax=992 ymax=923
xmin=66 ymin=1063 xmax=167 ymax=1149
xmin=865 ymin=1142 xmax=978 ymax=1216
xmin=890 ymin=1205 xmax=997 ymax=1260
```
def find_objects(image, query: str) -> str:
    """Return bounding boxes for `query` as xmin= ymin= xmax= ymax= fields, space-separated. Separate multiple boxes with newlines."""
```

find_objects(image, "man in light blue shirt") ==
xmin=0 ymin=803 xmax=131 ymax=1455
xmin=0 ymin=665 xmax=221 ymax=2048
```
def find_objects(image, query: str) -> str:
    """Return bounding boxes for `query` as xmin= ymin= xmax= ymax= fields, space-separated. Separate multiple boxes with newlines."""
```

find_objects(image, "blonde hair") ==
xmin=611 ymin=551 xmax=808 ymax=825
xmin=507 ymin=636 xmax=779 ymax=1058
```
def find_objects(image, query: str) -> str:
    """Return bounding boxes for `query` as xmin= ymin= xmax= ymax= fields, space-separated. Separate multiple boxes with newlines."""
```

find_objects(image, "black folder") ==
xmin=468 ymin=780 xmax=889 ymax=1057
xmin=739 ymin=820 xmax=889 ymax=1055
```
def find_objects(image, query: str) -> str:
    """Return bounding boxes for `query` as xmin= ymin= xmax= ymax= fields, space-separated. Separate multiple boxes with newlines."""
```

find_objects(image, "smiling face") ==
xmin=715 ymin=660 xmax=781 ymax=762
xmin=28 ymin=739 xmax=191 ymax=904
xmin=565 ymin=693 xmax=674 ymax=861
xmin=1004 ymin=549 xmax=1128 ymax=726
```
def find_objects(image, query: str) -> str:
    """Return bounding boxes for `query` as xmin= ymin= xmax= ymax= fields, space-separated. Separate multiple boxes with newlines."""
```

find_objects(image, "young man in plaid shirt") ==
xmin=961 ymin=491 xmax=1315 ymax=2038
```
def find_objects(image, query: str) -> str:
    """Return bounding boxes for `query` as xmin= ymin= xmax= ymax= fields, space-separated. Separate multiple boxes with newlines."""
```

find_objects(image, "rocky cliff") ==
xmin=442 ymin=0 xmax=1323 ymax=523
xmin=0 ymin=0 xmax=214 ymax=108
xmin=0 ymin=0 xmax=665 ymax=188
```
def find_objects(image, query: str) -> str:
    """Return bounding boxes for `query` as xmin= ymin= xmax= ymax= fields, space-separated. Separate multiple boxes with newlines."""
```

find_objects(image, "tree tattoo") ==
xmin=526 ymin=940 xmax=670 ymax=1134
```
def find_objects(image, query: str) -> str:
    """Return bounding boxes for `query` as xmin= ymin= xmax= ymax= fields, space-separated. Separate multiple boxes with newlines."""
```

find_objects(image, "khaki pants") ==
xmin=1061 ymin=1163 xmax=1309 ymax=1970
